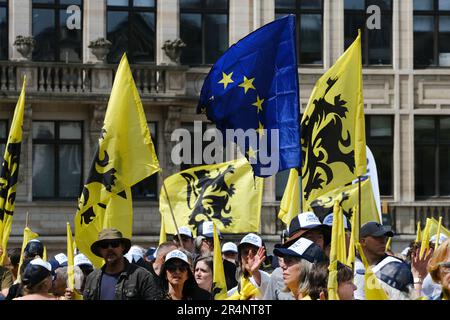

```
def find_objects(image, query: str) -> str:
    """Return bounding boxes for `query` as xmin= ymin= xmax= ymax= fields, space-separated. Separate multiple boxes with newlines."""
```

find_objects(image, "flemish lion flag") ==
xmin=0 ymin=77 xmax=26 ymax=265
xmin=302 ymin=32 xmax=366 ymax=210
xmin=307 ymin=177 xmax=379 ymax=225
xmin=74 ymin=54 xmax=160 ymax=268
xmin=160 ymin=157 xmax=263 ymax=234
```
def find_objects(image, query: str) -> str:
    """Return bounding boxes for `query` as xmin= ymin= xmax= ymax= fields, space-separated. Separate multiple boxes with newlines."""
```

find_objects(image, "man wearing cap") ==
xmin=196 ymin=221 xmax=222 ymax=256
xmin=354 ymin=221 xmax=414 ymax=300
xmin=263 ymin=212 xmax=328 ymax=300
xmin=83 ymin=228 xmax=159 ymax=300
xmin=173 ymin=226 xmax=195 ymax=255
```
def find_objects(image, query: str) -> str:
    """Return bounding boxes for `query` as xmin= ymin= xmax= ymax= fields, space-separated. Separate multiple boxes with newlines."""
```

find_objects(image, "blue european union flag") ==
xmin=197 ymin=15 xmax=301 ymax=177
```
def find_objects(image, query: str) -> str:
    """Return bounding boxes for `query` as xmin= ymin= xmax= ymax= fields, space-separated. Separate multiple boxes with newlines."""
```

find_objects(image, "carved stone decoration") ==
xmin=89 ymin=104 xmax=107 ymax=157
xmin=90 ymin=104 xmax=107 ymax=132
xmin=163 ymin=106 xmax=181 ymax=177
xmin=162 ymin=39 xmax=186 ymax=65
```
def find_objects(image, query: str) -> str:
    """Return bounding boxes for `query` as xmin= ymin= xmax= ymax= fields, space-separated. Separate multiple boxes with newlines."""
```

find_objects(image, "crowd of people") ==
xmin=0 ymin=212 xmax=449 ymax=301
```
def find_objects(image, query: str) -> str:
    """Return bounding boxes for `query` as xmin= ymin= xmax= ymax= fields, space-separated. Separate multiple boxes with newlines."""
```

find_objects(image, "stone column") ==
xmin=9 ymin=0 xmax=31 ymax=60
xmin=16 ymin=104 xmax=32 ymax=202
xmin=157 ymin=0 xmax=179 ymax=65
xmin=84 ymin=1 xmax=106 ymax=63
xmin=229 ymin=0 xmax=252 ymax=45
xmin=327 ymin=0 xmax=344 ymax=68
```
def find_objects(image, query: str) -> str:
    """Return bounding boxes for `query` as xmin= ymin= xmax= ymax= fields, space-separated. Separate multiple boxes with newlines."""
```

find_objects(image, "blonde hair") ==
xmin=282 ymin=258 xmax=313 ymax=297
xmin=428 ymin=239 xmax=450 ymax=283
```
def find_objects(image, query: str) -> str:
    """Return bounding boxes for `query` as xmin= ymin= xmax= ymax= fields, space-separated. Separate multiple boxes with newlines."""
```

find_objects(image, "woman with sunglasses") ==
xmin=160 ymin=249 xmax=212 ymax=300
xmin=426 ymin=239 xmax=450 ymax=300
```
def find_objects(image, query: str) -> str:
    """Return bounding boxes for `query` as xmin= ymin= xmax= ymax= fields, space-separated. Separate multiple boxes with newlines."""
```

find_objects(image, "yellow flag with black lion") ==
xmin=301 ymin=32 xmax=367 ymax=210
xmin=74 ymin=54 xmax=160 ymax=268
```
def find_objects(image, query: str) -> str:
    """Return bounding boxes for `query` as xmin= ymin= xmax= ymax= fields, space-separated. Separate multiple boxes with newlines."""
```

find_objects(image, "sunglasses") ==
xmin=439 ymin=262 xmax=450 ymax=273
xmin=99 ymin=240 xmax=121 ymax=249
xmin=166 ymin=263 xmax=189 ymax=273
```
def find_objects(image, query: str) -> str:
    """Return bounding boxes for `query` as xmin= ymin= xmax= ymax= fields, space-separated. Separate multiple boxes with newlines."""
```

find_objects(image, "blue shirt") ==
xmin=100 ymin=272 xmax=120 ymax=300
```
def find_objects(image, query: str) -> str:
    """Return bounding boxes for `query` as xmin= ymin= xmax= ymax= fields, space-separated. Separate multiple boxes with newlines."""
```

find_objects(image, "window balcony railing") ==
xmin=0 ymin=61 xmax=188 ymax=98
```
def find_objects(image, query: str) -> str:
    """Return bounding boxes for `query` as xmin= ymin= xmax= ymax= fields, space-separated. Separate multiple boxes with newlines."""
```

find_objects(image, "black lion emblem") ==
xmin=181 ymin=165 xmax=236 ymax=231
xmin=79 ymin=128 xmax=118 ymax=226
xmin=0 ymin=142 xmax=21 ymax=221
xmin=301 ymin=77 xmax=355 ymax=201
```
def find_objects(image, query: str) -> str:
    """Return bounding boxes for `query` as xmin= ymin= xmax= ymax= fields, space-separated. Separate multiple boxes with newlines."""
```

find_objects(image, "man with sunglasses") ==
xmin=83 ymin=228 xmax=159 ymax=300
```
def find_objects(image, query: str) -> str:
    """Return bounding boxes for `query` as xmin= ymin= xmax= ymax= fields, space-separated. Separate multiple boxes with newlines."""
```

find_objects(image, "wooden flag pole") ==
xmin=25 ymin=211 xmax=29 ymax=228
xmin=158 ymin=171 xmax=184 ymax=248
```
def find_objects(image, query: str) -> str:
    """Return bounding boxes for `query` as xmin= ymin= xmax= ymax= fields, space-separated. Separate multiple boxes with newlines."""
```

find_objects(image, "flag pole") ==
xmin=358 ymin=176 xmax=362 ymax=231
xmin=158 ymin=171 xmax=184 ymax=248
xmin=25 ymin=211 xmax=29 ymax=228
xmin=298 ymin=168 xmax=303 ymax=213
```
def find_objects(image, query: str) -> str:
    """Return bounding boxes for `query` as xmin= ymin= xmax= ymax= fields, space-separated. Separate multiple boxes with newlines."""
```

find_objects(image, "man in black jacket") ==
xmin=83 ymin=228 xmax=163 ymax=300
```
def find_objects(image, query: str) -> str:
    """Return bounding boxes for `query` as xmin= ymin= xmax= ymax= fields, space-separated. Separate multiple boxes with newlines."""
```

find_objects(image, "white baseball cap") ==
xmin=323 ymin=213 xmax=349 ymax=230
xmin=198 ymin=221 xmax=221 ymax=238
xmin=74 ymin=253 xmax=93 ymax=267
xmin=238 ymin=233 xmax=262 ymax=248
xmin=222 ymin=242 xmax=238 ymax=253
xmin=177 ymin=226 xmax=193 ymax=238
xmin=165 ymin=249 xmax=190 ymax=265
xmin=124 ymin=245 xmax=145 ymax=263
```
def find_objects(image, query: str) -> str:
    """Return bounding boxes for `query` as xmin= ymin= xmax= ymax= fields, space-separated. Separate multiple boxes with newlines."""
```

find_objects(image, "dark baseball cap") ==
xmin=273 ymin=238 xmax=327 ymax=264
xmin=360 ymin=222 xmax=394 ymax=238
xmin=287 ymin=211 xmax=322 ymax=238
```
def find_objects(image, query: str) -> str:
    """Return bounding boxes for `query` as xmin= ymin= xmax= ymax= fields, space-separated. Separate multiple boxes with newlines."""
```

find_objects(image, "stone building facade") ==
xmin=0 ymin=0 xmax=449 ymax=255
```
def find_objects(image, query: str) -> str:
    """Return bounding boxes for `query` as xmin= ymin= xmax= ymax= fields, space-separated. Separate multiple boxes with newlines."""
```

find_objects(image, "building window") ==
xmin=344 ymin=0 xmax=392 ymax=65
xmin=107 ymin=0 xmax=156 ymax=64
xmin=365 ymin=115 xmax=394 ymax=196
xmin=275 ymin=169 xmax=292 ymax=201
xmin=132 ymin=122 xmax=158 ymax=200
xmin=0 ymin=120 xmax=7 ymax=156
xmin=414 ymin=0 xmax=450 ymax=67
xmin=32 ymin=121 xmax=83 ymax=199
xmin=180 ymin=0 xmax=229 ymax=65
xmin=275 ymin=0 xmax=323 ymax=65
xmin=32 ymin=0 xmax=83 ymax=62
xmin=0 ymin=0 xmax=7 ymax=60
xmin=415 ymin=116 xmax=450 ymax=198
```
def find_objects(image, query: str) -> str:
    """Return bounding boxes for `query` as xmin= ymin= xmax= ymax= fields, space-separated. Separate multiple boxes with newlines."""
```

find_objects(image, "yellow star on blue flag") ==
xmin=197 ymin=15 xmax=301 ymax=177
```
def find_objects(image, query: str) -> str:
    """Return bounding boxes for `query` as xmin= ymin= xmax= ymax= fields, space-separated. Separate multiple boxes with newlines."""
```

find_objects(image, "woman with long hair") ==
xmin=273 ymin=237 xmax=327 ymax=300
